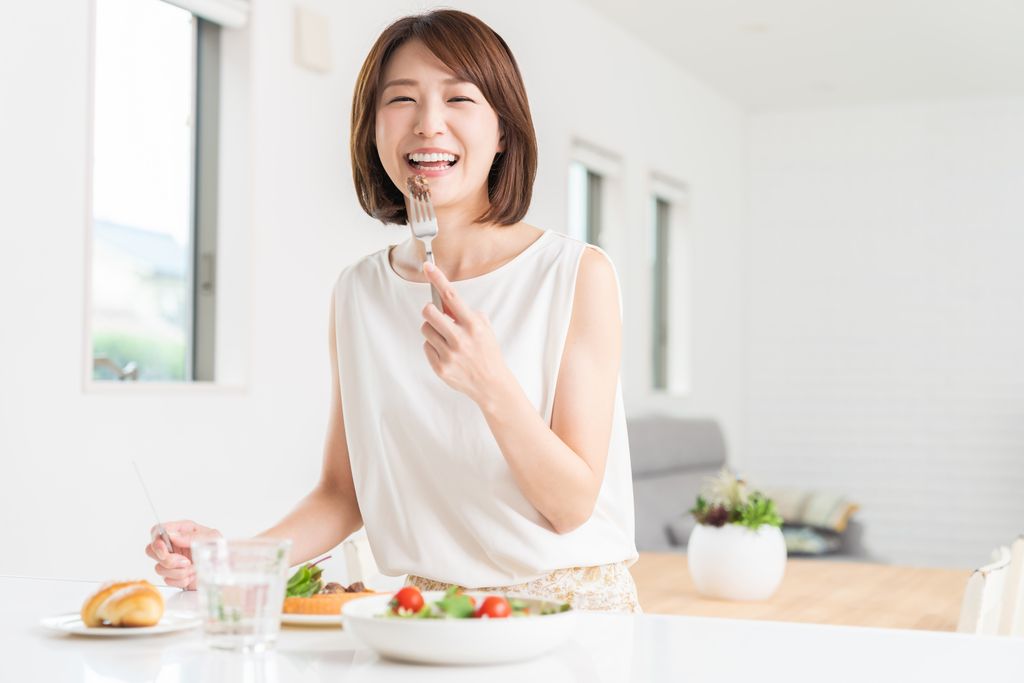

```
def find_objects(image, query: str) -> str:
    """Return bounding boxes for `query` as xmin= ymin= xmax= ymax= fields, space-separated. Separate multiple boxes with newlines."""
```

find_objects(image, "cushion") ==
xmin=781 ymin=525 xmax=843 ymax=556
xmin=766 ymin=488 xmax=860 ymax=533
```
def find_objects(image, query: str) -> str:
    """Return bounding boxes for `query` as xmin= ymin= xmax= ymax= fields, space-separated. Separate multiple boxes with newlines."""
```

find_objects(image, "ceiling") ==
xmin=576 ymin=0 xmax=1024 ymax=110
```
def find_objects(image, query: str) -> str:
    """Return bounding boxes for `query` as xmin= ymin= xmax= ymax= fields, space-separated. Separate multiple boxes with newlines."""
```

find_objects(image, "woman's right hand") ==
xmin=144 ymin=520 xmax=221 ymax=590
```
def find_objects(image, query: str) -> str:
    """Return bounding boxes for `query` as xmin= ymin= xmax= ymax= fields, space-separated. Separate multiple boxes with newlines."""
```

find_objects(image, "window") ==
xmin=89 ymin=0 xmax=221 ymax=382
xmin=568 ymin=161 xmax=603 ymax=246
xmin=650 ymin=178 xmax=690 ymax=395
xmin=567 ymin=142 xmax=621 ymax=248
xmin=652 ymin=197 xmax=670 ymax=390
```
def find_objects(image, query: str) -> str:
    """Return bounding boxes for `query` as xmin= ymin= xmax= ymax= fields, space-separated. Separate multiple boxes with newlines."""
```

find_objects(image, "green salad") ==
xmin=380 ymin=586 xmax=571 ymax=620
xmin=285 ymin=556 xmax=329 ymax=598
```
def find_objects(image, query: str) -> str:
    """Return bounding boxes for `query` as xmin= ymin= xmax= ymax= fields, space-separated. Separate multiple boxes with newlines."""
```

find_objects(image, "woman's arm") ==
xmin=256 ymin=291 xmax=364 ymax=561
xmin=420 ymin=248 xmax=620 ymax=533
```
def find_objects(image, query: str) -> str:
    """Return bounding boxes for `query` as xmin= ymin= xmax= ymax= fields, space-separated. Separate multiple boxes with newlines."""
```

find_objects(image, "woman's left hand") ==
xmin=420 ymin=262 xmax=510 ymax=403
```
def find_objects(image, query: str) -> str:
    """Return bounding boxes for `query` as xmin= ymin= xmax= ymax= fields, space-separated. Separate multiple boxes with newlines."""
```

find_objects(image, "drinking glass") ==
xmin=193 ymin=538 xmax=291 ymax=652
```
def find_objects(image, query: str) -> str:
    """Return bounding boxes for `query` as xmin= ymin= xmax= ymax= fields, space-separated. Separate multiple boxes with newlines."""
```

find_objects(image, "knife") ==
xmin=132 ymin=460 xmax=175 ymax=558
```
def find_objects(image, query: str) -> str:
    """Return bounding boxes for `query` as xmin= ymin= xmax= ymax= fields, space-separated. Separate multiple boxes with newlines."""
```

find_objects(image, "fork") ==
xmin=406 ymin=183 xmax=445 ymax=312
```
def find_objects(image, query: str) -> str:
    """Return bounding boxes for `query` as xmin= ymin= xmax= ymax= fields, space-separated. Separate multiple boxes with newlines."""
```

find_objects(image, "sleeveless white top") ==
xmin=333 ymin=229 xmax=637 ymax=587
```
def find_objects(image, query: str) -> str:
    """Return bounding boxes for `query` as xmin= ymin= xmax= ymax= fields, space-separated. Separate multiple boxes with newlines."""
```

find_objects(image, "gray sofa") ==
xmin=627 ymin=415 xmax=868 ymax=558
xmin=627 ymin=416 xmax=725 ymax=552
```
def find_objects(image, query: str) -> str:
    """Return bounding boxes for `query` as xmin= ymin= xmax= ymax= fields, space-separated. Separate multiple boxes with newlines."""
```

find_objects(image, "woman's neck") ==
xmin=408 ymin=219 xmax=517 ymax=280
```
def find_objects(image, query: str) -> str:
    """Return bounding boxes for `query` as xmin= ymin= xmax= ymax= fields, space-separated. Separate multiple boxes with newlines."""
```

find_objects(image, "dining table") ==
xmin=631 ymin=551 xmax=969 ymax=631
xmin=4 ymin=575 xmax=1024 ymax=682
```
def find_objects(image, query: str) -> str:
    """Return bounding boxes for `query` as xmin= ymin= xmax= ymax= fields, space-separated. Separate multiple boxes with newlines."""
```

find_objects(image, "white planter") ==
xmin=686 ymin=523 xmax=787 ymax=601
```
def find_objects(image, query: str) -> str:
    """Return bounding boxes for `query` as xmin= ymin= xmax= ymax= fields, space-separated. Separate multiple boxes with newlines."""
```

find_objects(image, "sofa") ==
xmin=626 ymin=415 xmax=869 ymax=559
xmin=627 ymin=416 xmax=726 ymax=552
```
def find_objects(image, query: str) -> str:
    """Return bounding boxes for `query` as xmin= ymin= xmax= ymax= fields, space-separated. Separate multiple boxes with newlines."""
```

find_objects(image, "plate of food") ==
xmin=280 ymin=556 xmax=379 ymax=627
xmin=40 ymin=580 xmax=201 ymax=637
xmin=341 ymin=586 xmax=577 ymax=665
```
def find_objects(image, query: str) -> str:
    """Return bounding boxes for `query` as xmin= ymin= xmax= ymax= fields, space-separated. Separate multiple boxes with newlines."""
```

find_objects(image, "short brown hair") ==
xmin=350 ymin=10 xmax=537 ymax=226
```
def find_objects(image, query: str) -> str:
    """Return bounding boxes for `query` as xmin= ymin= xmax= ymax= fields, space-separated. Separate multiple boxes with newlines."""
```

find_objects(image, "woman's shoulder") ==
xmin=541 ymin=230 xmax=620 ymax=319
xmin=333 ymin=245 xmax=391 ymax=291
xmin=573 ymin=244 xmax=619 ymax=313
xmin=522 ymin=225 xmax=615 ymax=275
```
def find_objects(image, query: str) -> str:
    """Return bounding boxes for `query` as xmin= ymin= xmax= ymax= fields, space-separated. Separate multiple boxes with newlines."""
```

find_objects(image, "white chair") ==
xmin=997 ymin=536 xmax=1024 ymax=636
xmin=339 ymin=530 xmax=406 ymax=592
xmin=957 ymin=545 xmax=1012 ymax=635
xmin=341 ymin=530 xmax=379 ymax=585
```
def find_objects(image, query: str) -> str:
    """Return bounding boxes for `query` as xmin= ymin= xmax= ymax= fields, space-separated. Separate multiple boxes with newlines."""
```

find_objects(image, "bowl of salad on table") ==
xmin=340 ymin=585 xmax=577 ymax=664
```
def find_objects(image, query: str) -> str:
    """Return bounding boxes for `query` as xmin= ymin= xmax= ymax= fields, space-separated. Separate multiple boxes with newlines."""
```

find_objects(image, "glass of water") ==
xmin=193 ymin=538 xmax=291 ymax=652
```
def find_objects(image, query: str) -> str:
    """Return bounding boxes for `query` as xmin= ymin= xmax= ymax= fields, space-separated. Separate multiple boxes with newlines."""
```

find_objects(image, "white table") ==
xmin=5 ymin=576 xmax=1024 ymax=682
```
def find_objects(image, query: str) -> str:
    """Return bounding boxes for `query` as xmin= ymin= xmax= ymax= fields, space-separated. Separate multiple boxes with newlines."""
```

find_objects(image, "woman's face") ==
xmin=375 ymin=40 xmax=504 ymax=213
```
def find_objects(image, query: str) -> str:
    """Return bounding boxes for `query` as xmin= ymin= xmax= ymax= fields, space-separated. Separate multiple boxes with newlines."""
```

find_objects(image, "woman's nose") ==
xmin=413 ymin=101 xmax=446 ymax=138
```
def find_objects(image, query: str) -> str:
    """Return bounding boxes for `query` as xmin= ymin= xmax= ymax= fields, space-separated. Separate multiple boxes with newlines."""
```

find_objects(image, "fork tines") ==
xmin=406 ymin=175 xmax=438 ymax=241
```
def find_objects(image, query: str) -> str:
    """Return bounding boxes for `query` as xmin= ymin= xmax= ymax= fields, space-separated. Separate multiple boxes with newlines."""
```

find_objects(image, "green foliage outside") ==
xmin=93 ymin=330 xmax=185 ymax=381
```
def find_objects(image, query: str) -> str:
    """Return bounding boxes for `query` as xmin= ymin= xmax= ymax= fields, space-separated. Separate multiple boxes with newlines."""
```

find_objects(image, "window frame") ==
xmin=648 ymin=175 xmax=691 ymax=397
xmin=568 ymin=141 xmax=621 ymax=248
xmin=84 ymin=0 xmax=222 ymax=387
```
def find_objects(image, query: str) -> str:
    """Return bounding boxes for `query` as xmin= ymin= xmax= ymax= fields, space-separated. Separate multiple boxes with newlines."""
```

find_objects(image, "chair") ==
xmin=957 ymin=545 xmax=1012 ymax=635
xmin=341 ymin=530 xmax=379 ymax=585
xmin=339 ymin=530 xmax=406 ymax=592
xmin=998 ymin=536 xmax=1024 ymax=636
xmin=627 ymin=416 xmax=727 ymax=551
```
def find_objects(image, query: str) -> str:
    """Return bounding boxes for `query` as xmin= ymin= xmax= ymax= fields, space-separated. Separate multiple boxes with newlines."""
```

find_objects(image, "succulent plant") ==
xmin=690 ymin=468 xmax=783 ymax=529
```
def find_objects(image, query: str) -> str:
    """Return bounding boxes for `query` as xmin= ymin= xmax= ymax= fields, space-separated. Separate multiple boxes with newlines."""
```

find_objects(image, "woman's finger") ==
xmin=420 ymin=321 xmax=450 ymax=355
xmin=154 ymin=538 xmax=178 ymax=561
xmin=422 ymin=303 xmax=460 ymax=343
xmin=151 ymin=538 xmax=169 ymax=561
xmin=423 ymin=341 xmax=442 ymax=374
xmin=154 ymin=539 xmax=192 ymax=567
xmin=163 ymin=571 xmax=195 ymax=590
xmin=155 ymin=563 xmax=193 ymax=582
xmin=423 ymin=263 xmax=472 ymax=322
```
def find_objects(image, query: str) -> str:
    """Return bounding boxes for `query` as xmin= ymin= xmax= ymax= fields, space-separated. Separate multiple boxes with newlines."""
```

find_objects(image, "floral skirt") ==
xmin=406 ymin=561 xmax=642 ymax=614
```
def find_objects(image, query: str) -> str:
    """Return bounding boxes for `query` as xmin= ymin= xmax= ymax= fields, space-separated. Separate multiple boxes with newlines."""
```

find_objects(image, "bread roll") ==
xmin=283 ymin=591 xmax=377 ymax=615
xmin=81 ymin=580 xmax=165 ymax=627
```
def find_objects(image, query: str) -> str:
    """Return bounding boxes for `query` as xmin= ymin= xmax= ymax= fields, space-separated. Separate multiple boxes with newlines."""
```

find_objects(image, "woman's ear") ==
xmin=493 ymin=116 xmax=506 ymax=153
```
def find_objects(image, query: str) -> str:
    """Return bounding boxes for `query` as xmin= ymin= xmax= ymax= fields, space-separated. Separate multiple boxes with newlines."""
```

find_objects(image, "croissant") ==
xmin=81 ymin=580 xmax=165 ymax=627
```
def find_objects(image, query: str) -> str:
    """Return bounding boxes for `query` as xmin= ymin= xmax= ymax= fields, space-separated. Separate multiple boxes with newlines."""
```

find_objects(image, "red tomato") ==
xmin=391 ymin=586 xmax=424 ymax=613
xmin=475 ymin=596 xmax=511 ymax=619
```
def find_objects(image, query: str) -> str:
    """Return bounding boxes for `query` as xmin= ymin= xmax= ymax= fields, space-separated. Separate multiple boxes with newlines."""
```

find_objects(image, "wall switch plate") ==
xmin=294 ymin=5 xmax=331 ymax=73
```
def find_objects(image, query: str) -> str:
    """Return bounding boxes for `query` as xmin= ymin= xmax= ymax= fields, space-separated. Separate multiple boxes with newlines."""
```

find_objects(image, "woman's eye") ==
xmin=448 ymin=96 xmax=474 ymax=103
xmin=387 ymin=96 xmax=414 ymax=104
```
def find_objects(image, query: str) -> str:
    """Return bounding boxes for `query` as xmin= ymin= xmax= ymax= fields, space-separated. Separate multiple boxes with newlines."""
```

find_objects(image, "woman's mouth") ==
xmin=406 ymin=152 xmax=459 ymax=176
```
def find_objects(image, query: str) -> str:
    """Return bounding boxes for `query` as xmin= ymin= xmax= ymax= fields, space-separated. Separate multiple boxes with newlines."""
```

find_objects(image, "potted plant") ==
xmin=687 ymin=468 xmax=787 ymax=601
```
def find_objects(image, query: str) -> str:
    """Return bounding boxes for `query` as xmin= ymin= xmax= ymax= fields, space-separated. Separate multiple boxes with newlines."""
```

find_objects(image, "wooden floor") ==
xmin=630 ymin=552 xmax=969 ymax=631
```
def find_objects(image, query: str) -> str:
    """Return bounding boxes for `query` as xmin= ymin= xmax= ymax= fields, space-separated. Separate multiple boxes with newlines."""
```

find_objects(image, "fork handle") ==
xmin=425 ymin=250 xmax=444 ymax=312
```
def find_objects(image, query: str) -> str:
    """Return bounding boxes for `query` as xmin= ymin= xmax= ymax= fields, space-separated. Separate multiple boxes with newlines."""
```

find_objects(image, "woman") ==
xmin=145 ymin=9 xmax=639 ymax=612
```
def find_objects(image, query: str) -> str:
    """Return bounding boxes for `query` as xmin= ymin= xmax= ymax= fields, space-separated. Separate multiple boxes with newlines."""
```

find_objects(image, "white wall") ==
xmin=0 ymin=0 xmax=746 ymax=580
xmin=744 ymin=98 xmax=1024 ymax=567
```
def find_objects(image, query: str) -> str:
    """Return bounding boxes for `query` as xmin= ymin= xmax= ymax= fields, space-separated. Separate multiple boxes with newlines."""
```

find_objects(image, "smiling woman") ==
xmin=145 ymin=9 xmax=640 ymax=614
xmin=349 ymin=12 xmax=537 ymax=227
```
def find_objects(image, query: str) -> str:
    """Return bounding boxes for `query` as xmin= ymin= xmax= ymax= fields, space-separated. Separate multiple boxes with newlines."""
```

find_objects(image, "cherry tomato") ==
xmin=391 ymin=586 xmax=424 ymax=613
xmin=475 ymin=595 xmax=511 ymax=619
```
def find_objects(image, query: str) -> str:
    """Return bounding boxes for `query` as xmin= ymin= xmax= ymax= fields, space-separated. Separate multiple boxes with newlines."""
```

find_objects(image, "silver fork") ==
xmin=407 ymin=187 xmax=445 ymax=312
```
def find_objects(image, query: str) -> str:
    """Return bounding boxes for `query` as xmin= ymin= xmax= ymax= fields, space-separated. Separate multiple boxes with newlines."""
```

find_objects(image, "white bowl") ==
xmin=341 ymin=591 xmax=578 ymax=665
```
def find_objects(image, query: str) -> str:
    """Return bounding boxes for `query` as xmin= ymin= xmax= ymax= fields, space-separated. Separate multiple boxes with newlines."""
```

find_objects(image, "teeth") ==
xmin=408 ymin=152 xmax=457 ymax=163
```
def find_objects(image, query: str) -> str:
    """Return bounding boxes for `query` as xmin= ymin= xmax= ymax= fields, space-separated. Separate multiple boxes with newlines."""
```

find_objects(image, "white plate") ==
xmin=341 ymin=591 xmax=577 ymax=665
xmin=281 ymin=612 xmax=343 ymax=627
xmin=40 ymin=611 xmax=202 ymax=637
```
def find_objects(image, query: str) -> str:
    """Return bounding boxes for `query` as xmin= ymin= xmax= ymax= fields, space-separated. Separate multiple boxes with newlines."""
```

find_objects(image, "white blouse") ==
xmin=333 ymin=229 xmax=637 ymax=587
